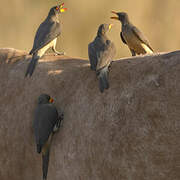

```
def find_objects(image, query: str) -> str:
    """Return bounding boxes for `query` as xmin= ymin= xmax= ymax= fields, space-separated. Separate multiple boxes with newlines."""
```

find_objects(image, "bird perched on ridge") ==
xmin=111 ymin=11 xmax=153 ymax=56
xmin=88 ymin=24 xmax=116 ymax=93
xmin=25 ymin=3 xmax=67 ymax=77
xmin=33 ymin=94 xmax=64 ymax=180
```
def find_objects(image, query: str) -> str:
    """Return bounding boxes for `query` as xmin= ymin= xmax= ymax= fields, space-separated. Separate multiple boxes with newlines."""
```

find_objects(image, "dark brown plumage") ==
xmin=33 ymin=94 xmax=63 ymax=180
xmin=88 ymin=24 xmax=116 ymax=93
xmin=111 ymin=11 xmax=153 ymax=56
xmin=25 ymin=4 xmax=67 ymax=77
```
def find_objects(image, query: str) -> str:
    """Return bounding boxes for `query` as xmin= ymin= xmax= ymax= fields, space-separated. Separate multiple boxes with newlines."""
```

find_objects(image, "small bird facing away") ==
xmin=111 ymin=11 xmax=153 ymax=56
xmin=88 ymin=24 xmax=116 ymax=93
xmin=25 ymin=3 xmax=67 ymax=77
xmin=33 ymin=94 xmax=64 ymax=180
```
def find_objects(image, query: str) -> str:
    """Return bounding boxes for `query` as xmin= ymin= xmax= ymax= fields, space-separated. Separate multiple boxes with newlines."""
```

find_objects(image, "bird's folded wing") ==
xmin=132 ymin=26 xmax=153 ymax=52
xmin=30 ymin=21 xmax=61 ymax=54
xmin=88 ymin=42 xmax=98 ymax=70
xmin=34 ymin=105 xmax=59 ymax=145
xmin=96 ymin=41 xmax=116 ymax=71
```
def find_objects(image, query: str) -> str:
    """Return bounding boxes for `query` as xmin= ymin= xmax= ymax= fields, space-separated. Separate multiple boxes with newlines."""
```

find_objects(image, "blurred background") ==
xmin=0 ymin=0 xmax=180 ymax=59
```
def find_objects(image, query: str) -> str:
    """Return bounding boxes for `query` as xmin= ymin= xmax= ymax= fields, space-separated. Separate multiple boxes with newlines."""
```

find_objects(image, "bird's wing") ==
xmin=88 ymin=41 xmax=98 ymax=70
xmin=33 ymin=104 xmax=59 ymax=148
xmin=120 ymin=32 xmax=127 ymax=44
xmin=30 ymin=20 xmax=61 ymax=54
xmin=96 ymin=40 xmax=116 ymax=71
xmin=131 ymin=26 xmax=153 ymax=52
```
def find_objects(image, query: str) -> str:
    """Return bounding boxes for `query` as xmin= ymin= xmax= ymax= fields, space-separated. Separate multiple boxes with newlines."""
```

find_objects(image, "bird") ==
xmin=111 ymin=11 xmax=153 ymax=56
xmin=33 ymin=94 xmax=64 ymax=180
xmin=88 ymin=24 xmax=116 ymax=93
xmin=25 ymin=3 xmax=67 ymax=77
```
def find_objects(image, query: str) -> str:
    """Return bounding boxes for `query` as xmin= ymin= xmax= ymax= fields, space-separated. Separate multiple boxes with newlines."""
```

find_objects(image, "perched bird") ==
xmin=111 ymin=11 xmax=153 ymax=56
xmin=33 ymin=94 xmax=64 ymax=180
xmin=25 ymin=3 xmax=67 ymax=77
xmin=88 ymin=24 xmax=116 ymax=93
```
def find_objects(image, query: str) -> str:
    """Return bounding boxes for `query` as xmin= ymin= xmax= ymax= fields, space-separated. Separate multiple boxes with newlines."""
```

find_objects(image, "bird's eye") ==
xmin=56 ymin=7 xmax=59 ymax=11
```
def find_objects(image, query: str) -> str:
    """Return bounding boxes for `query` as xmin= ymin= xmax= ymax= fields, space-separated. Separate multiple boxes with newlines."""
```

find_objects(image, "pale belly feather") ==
xmin=37 ymin=38 xmax=57 ymax=57
xmin=123 ymin=30 xmax=153 ymax=55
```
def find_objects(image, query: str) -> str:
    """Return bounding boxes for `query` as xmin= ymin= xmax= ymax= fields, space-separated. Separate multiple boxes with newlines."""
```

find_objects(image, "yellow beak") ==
xmin=111 ymin=17 xmax=119 ymax=20
xmin=111 ymin=11 xmax=119 ymax=20
xmin=60 ymin=8 xmax=67 ymax=13
xmin=58 ymin=3 xmax=67 ymax=13
xmin=60 ymin=3 xmax=64 ymax=8
xmin=109 ymin=24 xmax=113 ymax=30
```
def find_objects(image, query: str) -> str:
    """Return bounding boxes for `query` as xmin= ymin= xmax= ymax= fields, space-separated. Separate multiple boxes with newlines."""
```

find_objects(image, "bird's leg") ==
xmin=53 ymin=113 xmax=64 ymax=133
xmin=130 ymin=49 xmax=136 ymax=56
xmin=52 ymin=46 xmax=65 ymax=56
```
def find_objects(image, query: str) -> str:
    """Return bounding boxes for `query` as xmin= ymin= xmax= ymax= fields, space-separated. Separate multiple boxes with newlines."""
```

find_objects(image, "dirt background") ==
xmin=0 ymin=48 xmax=180 ymax=180
xmin=1 ymin=0 xmax=180 ymax=58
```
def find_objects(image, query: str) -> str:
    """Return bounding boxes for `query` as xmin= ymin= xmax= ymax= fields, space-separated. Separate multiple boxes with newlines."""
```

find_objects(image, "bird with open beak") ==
xmin=25 ymin=3 xmax=67 ymax=77
xmin=111 ymin=11 xmax=153 ymax=56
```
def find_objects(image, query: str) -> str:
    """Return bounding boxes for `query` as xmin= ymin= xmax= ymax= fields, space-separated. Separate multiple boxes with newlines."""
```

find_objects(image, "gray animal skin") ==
xmin=25 ymin=4 xmax=67 ymax=77
xmin=88 ymin=24 xmax=116 ymax=93
xmin=111 ymin=11 xmax=153 ymax=56
xmin=33 ymin=94 xmax=63 ymax=180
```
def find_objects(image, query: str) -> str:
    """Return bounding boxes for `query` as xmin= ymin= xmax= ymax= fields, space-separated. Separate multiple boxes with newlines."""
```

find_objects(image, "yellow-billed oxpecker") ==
xmin=25 ymin=3 xmax=67 ymax=77
xmin=88 ymin=24 xmax=116 ymax=93
xmin=33 ymin=94 xmax=64 ymax=180
xmin=111 ymin=11 xmax=153 ymax=56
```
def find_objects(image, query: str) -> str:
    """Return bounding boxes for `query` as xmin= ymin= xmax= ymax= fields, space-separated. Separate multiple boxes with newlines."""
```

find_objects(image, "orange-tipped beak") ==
xmin=60 ymin=3 xmax=64 ymax=8
xmin=60 ymin=7 xmax=67 ymax=13
xmin=49 ymin=98 xmax=54 ymax=103
xmin=58 ymin=2 xmax=67 ymax=13
xmin=111 ymin=11 xmax=119 ymax=20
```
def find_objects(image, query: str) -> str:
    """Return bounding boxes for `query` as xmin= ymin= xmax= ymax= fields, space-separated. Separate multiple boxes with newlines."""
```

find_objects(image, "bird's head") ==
xmin=111 ymin=11 xmax=129 ymax=24
xmin=97 ymin=23 xmax=113 ymax=36
xmin=38 ymin=94 xmax=54 ymax=104
xmin=49 ymin=3 xmax=67 ymax=16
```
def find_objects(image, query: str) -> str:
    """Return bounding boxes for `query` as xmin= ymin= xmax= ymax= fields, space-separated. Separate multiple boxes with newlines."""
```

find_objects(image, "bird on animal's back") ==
xmin=33 ymin=94 xmax=64 ymax=180
xmin=111 ymin=11 xmax=153 ymax=56
xmin=25 ymin=3 xmax=67 ymax=77
xmin=88 ymin=23 xmax=116 ymax=93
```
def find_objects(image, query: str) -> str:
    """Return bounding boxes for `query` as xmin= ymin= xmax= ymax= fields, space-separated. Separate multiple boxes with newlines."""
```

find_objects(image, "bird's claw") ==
xmin=53 ymin=113 xmax=63 ymax=132
xmin=54 ymin=52 xmax=65 ymax=56
xmin=59 ymin=113 xmax=64 ymax=121
xmin=53 ymin=124 xmax=59 ymax=132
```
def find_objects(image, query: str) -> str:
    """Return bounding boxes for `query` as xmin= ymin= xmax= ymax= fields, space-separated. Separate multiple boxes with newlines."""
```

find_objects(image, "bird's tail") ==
xmin=42 ymin=134 xmax=53 ymax=180
xmin=25 ymin=54 xmax=39 ymax=77
xmin=97 ymin=66 xmax=110 ymax=93
xmin=42 ymin=148 xmax=50 ymax=180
